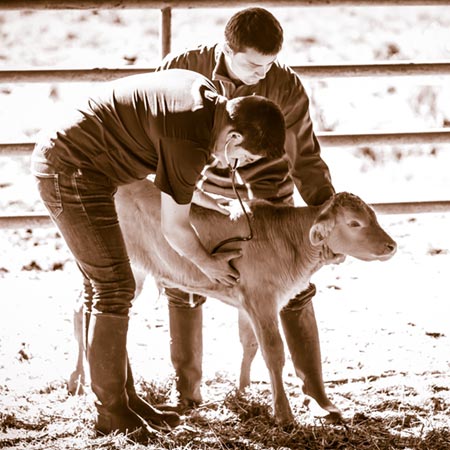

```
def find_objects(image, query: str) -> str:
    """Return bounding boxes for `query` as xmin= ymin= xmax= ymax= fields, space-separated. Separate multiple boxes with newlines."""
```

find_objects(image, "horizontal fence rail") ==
xmin=1 ymin=0 xmax=449 ymax=226
xmin=2 ymin=62 xmax=450 ymax=83
xmin=0 ymin=214 xmax=55 ymax=230
xmin=371 ymin=201 xmax=450 ymax=215
xmin=316 ymin=130 xmax=450 ymax=147
xmin=2 ymin=199 xmax=450 ymax=230
xmin=2 ymin=130 xmax=450 ymax=157
xmin=1 ymin=0 xmax=450 ymax=9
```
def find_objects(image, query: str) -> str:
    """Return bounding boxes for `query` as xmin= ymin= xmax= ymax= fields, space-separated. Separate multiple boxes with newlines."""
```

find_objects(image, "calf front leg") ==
xmin=238 ymin=309 xmax=258 ymax=390
xmin=68 ymin=301 xmax=86 ymax=395
xmin=244 ymin=301 xmax=293 ymax=425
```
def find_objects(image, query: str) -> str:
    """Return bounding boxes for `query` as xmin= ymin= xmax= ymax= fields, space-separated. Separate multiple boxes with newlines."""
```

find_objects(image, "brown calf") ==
xmin=70 ymin=178 xmax=397 ymax=425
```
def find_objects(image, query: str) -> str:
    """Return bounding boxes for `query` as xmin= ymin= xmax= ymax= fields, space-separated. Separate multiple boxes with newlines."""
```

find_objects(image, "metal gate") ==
xmin=1 ymin=0 xmax=450 ymax=229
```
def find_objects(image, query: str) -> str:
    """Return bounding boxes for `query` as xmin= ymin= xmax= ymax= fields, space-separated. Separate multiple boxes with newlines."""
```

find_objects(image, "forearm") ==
xmin=162 ymin=215 xmax=242 ymax=288
xmin=162 ymin=220 xmax=212 ymax=270
xmin=283 ymin=76 xmax=335 ymax=205
xmin=286 ymin=126 xmax=335 ymax=206
xmin=160 ymin=191 xmax=241 ymax=286
xmin=192 ymin=189 xmax=231 ymax=215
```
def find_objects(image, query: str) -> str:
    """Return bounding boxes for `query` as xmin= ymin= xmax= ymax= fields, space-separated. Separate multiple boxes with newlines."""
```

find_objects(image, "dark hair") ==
xmin=224 ymin=7 xmax=283 ymax=55
xmin=226 ymin=95 xmax=285 ymax=160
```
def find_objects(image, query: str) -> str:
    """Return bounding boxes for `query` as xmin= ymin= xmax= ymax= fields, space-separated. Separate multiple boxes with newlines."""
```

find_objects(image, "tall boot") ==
xmin=280 ymin=290 xmax=342 ymax=422
xmin=161 ymin=304 xmax=203 ymax=413
xmin=125 ymin=357 xmax=180 ymax=429
xmin=87 ymin=313 xmax=153 ymax=437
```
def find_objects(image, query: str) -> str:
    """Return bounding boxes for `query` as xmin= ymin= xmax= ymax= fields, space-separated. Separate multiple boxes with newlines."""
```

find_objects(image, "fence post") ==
xmin=160 ymin=7 xmax=172 ymax=59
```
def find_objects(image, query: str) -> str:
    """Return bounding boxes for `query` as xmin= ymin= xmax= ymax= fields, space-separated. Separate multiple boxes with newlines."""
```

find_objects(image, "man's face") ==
xmin=225 ymin=147 xmax=263 ymax=169
xmin=214 ymin=144 xmax=263 ymax=170
xmin=224 ymin=45 xmax=277 ymax=86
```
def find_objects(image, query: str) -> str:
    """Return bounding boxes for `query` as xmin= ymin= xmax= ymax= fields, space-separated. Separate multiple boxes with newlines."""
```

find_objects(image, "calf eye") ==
xmin=348 ymin=220 xmax=361 ymax=228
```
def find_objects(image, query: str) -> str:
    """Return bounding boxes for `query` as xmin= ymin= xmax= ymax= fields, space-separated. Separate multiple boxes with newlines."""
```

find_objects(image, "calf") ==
xmin=70 ymin=178 xmax=396 ymax=425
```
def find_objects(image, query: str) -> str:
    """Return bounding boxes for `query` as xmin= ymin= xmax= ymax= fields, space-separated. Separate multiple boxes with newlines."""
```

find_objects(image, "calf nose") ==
xmin=385 ymin=241 xmax=397 ymax=255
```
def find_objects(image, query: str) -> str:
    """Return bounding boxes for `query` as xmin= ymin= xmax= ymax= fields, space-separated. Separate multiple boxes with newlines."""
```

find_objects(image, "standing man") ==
xmin=31 ymin=68 xmax=286 ymax=439
xmin=158 ymin=8 xmax=341 ymax=421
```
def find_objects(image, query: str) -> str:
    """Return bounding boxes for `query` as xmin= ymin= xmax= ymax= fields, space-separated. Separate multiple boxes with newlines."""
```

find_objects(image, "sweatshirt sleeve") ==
xmin=280 ymin=69 xmax=335 ymax=206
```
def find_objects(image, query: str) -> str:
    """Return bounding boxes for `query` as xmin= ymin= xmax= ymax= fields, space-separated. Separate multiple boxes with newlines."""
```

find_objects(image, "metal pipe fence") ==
xmin=2 ymin=62 xmax=450 ymax=83
xmin=1 ymin=0 xmax=450 ymax=229
xmin=2 ymin=129 xmax=450 ymax=158
xmin=3 ymin=198 xmax=450 ymax=231
xmin=1 ymin=0 xmax=449 ymax=9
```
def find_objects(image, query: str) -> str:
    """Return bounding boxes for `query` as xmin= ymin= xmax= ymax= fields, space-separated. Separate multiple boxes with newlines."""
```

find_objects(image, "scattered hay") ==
xmin=3 ymin=373 xmax=448 ymax=449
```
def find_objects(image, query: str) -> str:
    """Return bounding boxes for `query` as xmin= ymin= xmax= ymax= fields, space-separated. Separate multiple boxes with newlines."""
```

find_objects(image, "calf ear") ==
xmin=309 ymin=214 xmax=335 ymax=245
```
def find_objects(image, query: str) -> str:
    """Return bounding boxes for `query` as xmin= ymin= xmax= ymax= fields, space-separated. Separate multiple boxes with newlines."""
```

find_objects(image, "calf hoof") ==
xmin=324 ymin=410 xmax=345 ymax=424
xmin=274 ymin=408 xmax=295 ymax=427
xmin=67 ymin=371 xmax=85 ymax=395
xmin=275 ymin=415 xmax=295 ymax=427
xmin=238 ymin=378 xmax=251 ymax=392
xmin=303 ymin=395 xmax=343 ymax=422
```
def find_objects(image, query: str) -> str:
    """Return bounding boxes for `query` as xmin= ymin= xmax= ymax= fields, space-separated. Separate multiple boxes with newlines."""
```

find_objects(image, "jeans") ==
xmin=31 ymin=156 xmax=135 ymax=316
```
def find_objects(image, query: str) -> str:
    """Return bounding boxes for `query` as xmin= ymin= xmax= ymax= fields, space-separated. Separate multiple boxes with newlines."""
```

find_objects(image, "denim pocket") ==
xmin=35 ymin=173 xmax=63 ymax=218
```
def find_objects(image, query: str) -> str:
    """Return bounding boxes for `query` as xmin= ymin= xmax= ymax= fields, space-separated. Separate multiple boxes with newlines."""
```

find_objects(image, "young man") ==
xmin=31 ymin=68 xmax=285 ymax=438
xmin=157 ymin=8 xmax=341 ymax=421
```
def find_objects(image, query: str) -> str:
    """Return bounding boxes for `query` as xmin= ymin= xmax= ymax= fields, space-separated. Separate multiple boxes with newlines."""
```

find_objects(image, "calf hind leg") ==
xmin=68 ymin=300 xmax=86 ymax=395
xmin=68 ymin=264 xmax=147 ymax=396
xmin=238 ymin=309 xmax=258 ymax=390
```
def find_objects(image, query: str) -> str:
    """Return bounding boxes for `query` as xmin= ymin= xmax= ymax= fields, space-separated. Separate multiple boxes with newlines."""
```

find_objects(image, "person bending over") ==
xmin=31 ymin=68 xmax=285 ymax=439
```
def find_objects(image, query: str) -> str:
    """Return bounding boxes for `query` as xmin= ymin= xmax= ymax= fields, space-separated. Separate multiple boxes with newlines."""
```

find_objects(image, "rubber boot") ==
xmin=126 ymin=357 xmax=180 ymax=429
xmin=87 ymin=313 xmax=153 ymax=439
xmin=158 ymin=304 xmax=203 ymax=413
xmin=280 ymin=289 xmax=342 ymax=422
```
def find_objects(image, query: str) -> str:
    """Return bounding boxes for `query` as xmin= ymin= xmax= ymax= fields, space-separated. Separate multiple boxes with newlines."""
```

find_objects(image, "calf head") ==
xmin=309 ymin=192 xmax=397 ymax=261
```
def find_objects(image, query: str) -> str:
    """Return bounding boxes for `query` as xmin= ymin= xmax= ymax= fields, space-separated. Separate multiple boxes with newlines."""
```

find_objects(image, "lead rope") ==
xmin=211 ymin=159 xmax=254 ymax=254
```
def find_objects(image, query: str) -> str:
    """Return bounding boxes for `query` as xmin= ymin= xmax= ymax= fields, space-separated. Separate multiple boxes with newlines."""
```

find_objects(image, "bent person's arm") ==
xmin=192 ymin=189 xmax=231 ymax=215
xmin=160 ymin=192 xmax=241 ymax=286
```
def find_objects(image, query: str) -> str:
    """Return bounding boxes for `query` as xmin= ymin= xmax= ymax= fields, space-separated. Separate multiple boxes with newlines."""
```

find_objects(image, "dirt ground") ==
xmin=0 ymin=206 xmax=449 ymax=449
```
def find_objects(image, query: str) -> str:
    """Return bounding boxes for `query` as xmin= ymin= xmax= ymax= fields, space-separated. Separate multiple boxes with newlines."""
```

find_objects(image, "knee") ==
xmin=79 ymin=283 xmax=94 ymax=312
xmin=116 ymin=275 xmax=136 ymax=303
xmin=282 ymin=283 xmax=316 ymax=312
xmin=92 ymin=275 xmax=136 ymax=315
xmin=165 ymin=288 xmax=206 ymax=309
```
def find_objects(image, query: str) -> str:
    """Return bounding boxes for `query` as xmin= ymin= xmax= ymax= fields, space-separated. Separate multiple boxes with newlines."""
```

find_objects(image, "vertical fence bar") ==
xmin=160 ymin=7 xmax=172 ymax=59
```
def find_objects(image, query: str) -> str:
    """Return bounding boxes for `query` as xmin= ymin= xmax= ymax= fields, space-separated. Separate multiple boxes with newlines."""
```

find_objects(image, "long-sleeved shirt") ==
xmin=159 ymin=43 xmax=335 ymax=206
